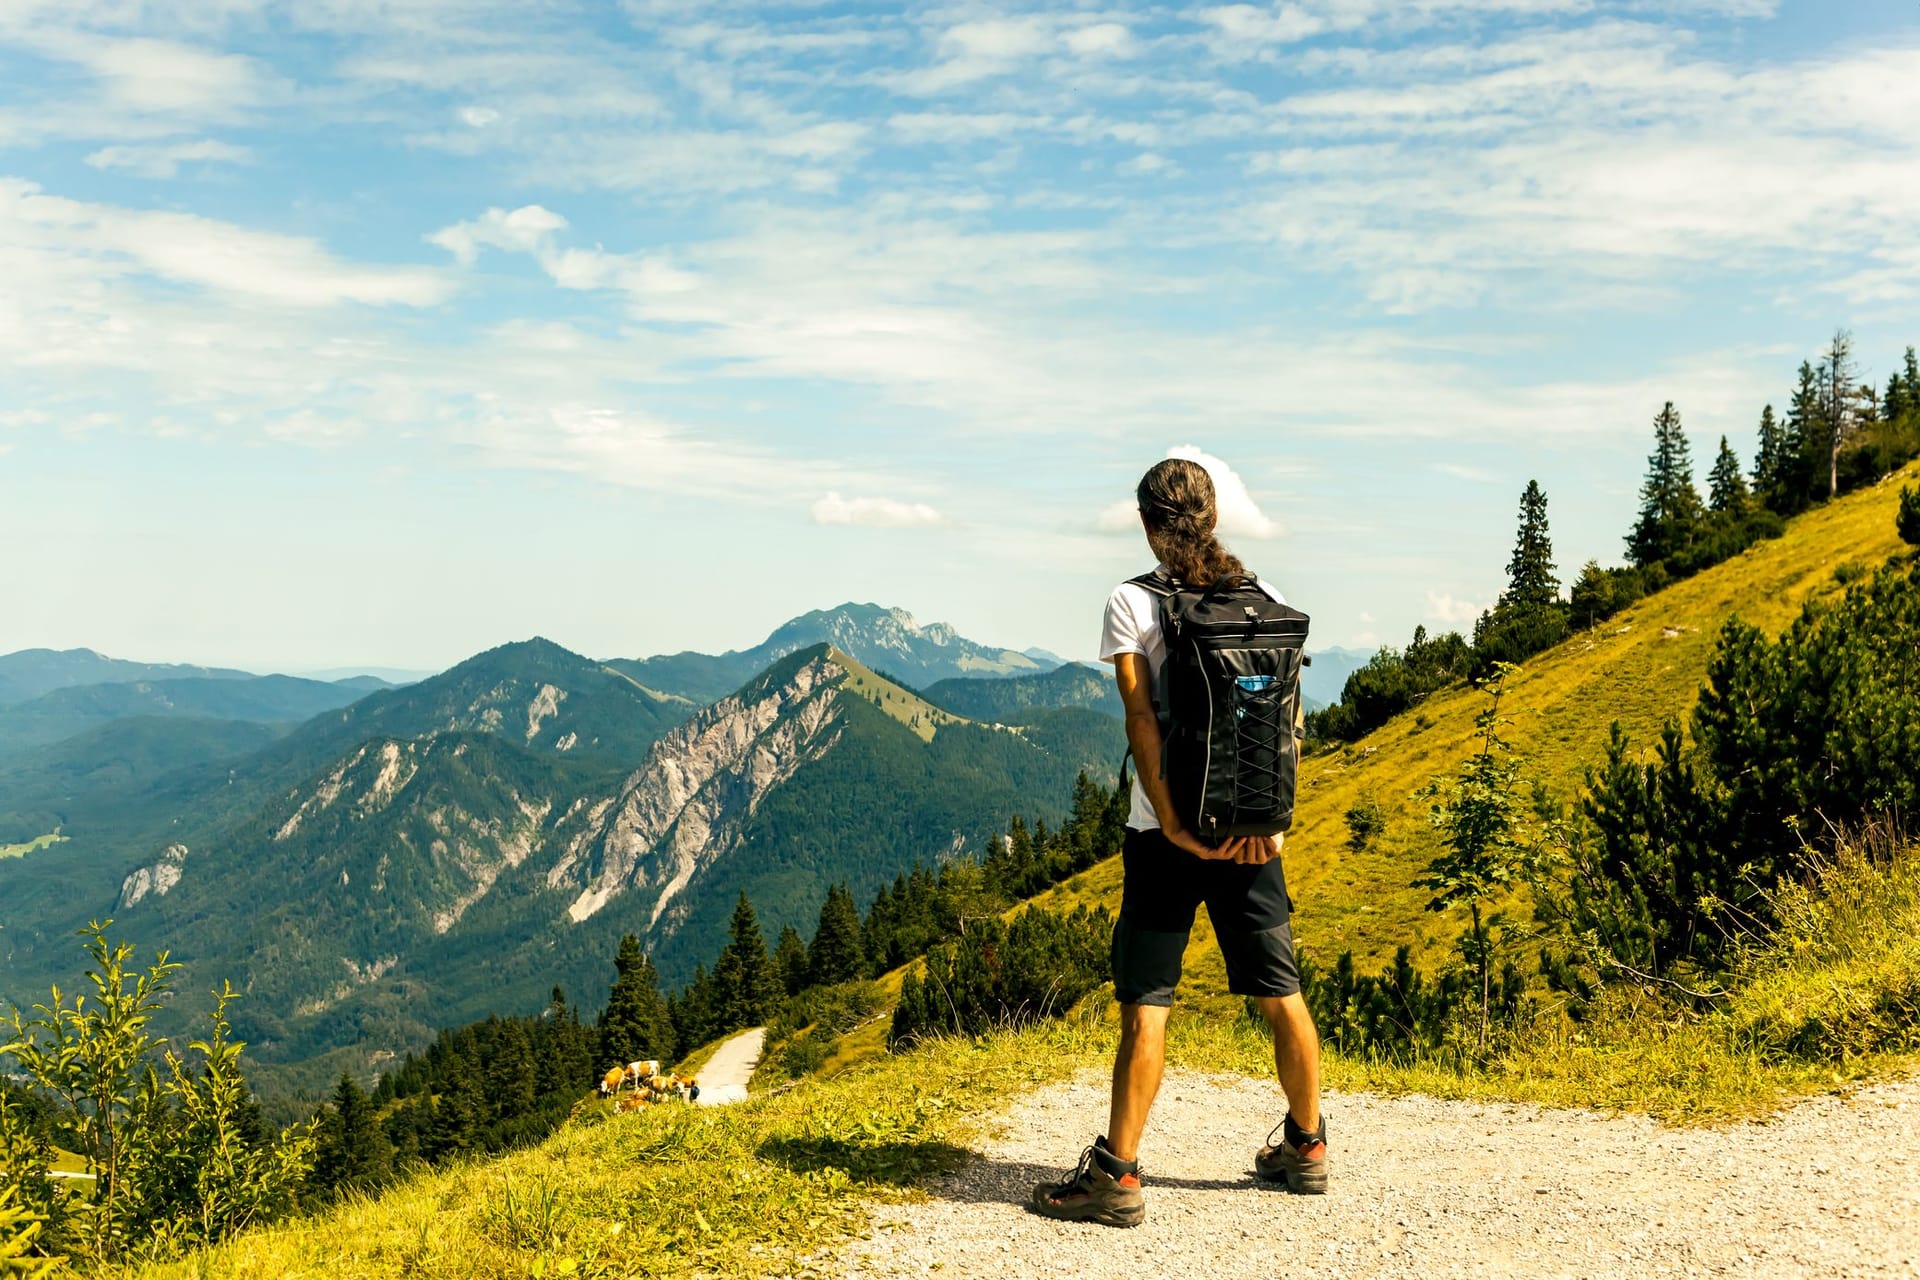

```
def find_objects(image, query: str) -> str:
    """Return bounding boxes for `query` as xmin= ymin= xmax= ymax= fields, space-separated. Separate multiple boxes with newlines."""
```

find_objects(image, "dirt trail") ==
xmin=693 ymin=1026 xmax=764 ymax=1106
xmin=833 ymin=1070 xmax=1920 ymax=1279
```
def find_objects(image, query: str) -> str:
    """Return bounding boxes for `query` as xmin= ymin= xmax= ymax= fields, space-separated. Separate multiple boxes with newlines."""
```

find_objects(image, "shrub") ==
xmin=1344 ymin=795 xmax=1387 ymax=852
xmin=1899 ymin=485 xmax=1920 ymax=548
xmin=890 ymin=905 xmax=1111 ymax=1046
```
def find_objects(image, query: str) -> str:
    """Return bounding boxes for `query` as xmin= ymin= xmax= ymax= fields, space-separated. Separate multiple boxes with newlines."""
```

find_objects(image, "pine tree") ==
xmin=807 ymin=884 xmax=868 ymax=987
xmin=1503 ymin=480 xmax=1560 ymax=611
xmin=774 ymin=925 xmax=810 ymax=997
xmin=1568 ymin=560 xmax=1614 ymax=629
xmin=1751 ymin=405 xmax=1788 ymax=511
xmin=712 ymin=893 xmax=782 ymax=1032
xmin=483 ymin=1018 xmax=536 ymax=1121
xmin=597 ymin=935 xmax=674 ymax=1069
xmin=1781 ymin=358 xmax=1827 ymax=506
xmin=1707 ymin=436 xmax=1750 ymax=514
xmin=1626 ymin=402 xmax=1704 ymax=568
xmin=308 ymin=1071 xmax=391 ymax=1198
xmin=421 ymin=1058 xmax=476 ymax=1161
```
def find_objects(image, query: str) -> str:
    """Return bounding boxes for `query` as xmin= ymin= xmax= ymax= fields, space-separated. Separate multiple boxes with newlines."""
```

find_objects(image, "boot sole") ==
xmin=1254 ymin=1158 xmax=1328 ymax=1195
xmin=1028 ymin=1199 xmax=1146 ymax=1228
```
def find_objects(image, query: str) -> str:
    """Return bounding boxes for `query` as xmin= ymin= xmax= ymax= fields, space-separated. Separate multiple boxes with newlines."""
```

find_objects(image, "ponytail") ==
xmin=1135 ymin=458 xmax=1246 ymax=587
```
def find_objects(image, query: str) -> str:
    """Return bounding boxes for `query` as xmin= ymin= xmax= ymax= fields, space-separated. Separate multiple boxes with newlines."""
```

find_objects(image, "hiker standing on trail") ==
xmin=1031 ymin=456 xmax=1328 ymax=1227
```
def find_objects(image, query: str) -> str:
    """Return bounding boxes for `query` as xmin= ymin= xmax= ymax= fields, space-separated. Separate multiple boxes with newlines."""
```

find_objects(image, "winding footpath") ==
xmin=833 ymin=1070 xmax=1920 ymax=1279
xmin=693 ymin=1026 xmax=765 ymax=1106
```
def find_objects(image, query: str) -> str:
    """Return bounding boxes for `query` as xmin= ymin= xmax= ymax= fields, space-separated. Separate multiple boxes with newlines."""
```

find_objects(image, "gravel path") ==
xmin=834 ymin=1070 xmax=1920 ymax=1279
xmin=693 ymin=1026 xmax=764 ymax=1106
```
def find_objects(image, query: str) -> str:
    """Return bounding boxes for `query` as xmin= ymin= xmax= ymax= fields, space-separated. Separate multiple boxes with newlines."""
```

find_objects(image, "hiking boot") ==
xmin=1029 ymin=1138 xmax=1145 ymax=1227
xmin=1254 ymin=1114 xmax=1328 ymax=1194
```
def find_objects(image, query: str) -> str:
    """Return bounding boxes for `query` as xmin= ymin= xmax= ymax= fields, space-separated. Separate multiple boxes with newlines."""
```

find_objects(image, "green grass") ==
xmin=829 ymin=648 xmax=964 ymax=743
xmin=0 ymin=830 xmax=66 ymax=860
xmin=120 ymin=839 xmax=1920 ymax=1279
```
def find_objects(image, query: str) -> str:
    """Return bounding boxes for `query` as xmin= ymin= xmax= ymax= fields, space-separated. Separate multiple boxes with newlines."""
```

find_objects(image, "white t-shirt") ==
xmin=1098 ymin=567 xmax=1289 ymax=832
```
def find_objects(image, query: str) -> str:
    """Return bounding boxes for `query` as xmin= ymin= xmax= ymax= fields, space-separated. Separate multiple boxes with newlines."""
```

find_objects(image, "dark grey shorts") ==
xmin=1110 ymin=826 xmax=1300 ymax=1006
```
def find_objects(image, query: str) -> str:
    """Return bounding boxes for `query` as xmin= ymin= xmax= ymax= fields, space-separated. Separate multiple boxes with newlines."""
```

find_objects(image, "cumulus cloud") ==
xmin=429 ymin=204 xmax=570 ymax=265
xmin=811 ymin=493 xmax=945 ymax=527
xmin=1424 ymin=590 xmax=1485 ymax=626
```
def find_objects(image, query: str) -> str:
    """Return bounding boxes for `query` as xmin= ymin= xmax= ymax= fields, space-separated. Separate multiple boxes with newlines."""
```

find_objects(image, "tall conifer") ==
xmin=1626 ymin=402 xmax=1704 ymax=567
xmin=1504 ymin=480 xmax=1560 ymax=611
xmin=808 ymin=884 xmax=868 ymax=987
xmin=1707 ymin=436 xmax=1750 ymax=514
xmin=712 ymin=894 xmax=782 ymax=1032
xmin=597 ymin=935 xmax=674 ymax=1068
xmin=774 ymin=925 xmax=810 ymax=997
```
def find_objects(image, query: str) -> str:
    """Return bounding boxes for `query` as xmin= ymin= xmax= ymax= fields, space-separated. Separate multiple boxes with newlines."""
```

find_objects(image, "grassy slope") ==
xmin=829 ymin=647 xmax=965 ymax=742
xmin=1030 ymin=465 xmax=1920 ymax=1000
xmin=134 ymin=830 xmax=1920 ymax=1280
xmin=0 ymin=830 xmax=65 ymax=860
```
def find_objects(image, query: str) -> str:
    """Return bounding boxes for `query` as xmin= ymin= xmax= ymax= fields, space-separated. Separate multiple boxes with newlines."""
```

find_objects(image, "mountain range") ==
xmin=0 ymin=607 xmax=1121 ymax=1096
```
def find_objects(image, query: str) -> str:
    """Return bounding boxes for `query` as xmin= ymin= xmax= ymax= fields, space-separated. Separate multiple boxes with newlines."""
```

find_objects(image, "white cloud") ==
xmin=811 ymin=492 xmax=946 ymax=528
xmin=429 ymin=204 xmax=569 ymax=265
xmin=85 ymin=138 xmax=252 ymax=178
xmin=1167 ymin=445 xmax=1285 ymax=539
xmin=1433 ymin=462 xmax=1498 ymax=482
xmin=2 ymin=178 xmax=450 ymax=308
xmin=1424 ymin=590 xmax=1485 ymax=626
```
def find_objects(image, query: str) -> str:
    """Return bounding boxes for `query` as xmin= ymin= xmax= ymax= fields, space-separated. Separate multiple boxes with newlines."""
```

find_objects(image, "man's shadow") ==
xmin=924 ymin=1157 xmax=1258 ymax=1205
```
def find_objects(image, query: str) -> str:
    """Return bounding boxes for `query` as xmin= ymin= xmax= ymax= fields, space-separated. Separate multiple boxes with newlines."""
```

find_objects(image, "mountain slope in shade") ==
xmin=0 ymin=648 xmax=255 ymax=708
xmin=611 ymin=603 xmax=1057 ymax=704
xmin=921 ymin=663 xmax=1122 ymax=722
xmin=0 ymin=674 xmax=381 ymax=751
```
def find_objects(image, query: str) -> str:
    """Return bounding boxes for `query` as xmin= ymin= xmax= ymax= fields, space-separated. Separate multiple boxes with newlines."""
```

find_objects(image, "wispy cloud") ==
xmin=811 ymin=493 xmax=945 ymax=527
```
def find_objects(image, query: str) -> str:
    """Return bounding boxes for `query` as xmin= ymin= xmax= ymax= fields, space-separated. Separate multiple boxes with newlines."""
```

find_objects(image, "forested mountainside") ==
xmin=0 ymin=647 xmax=257 ymax=706
xmin=0 ymin=674 xmax=381 ymax=751
xmin=920 ymin=662 xmax=1121 ymax=722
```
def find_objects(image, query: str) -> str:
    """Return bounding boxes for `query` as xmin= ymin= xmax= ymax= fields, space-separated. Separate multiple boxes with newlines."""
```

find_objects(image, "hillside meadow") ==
xmin=1029 ymin=462 xmax=1920 ymax=1003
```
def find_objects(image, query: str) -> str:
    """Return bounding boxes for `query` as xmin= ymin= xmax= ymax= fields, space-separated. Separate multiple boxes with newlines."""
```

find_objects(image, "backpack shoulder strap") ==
xmin=1126 ymin=569 xmax=1178 ymax=599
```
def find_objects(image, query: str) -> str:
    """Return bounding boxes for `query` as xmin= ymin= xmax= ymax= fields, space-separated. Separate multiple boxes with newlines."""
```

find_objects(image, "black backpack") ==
xmin=1131 ymin=570 xmax=1311 ymax=842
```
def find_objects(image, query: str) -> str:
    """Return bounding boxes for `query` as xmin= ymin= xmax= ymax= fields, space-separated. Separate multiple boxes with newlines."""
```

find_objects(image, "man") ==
xmin=1029 ymin=457 xmax=1328 ymax=1228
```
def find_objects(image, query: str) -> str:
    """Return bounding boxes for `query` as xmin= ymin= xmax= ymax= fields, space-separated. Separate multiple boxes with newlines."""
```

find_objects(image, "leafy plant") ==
xmin=1343 ymin=795 xmax=1387 ymax=852
xmin=1417 ymin=663 xmax=1544 ymax=1050
xmin=1899 ymin=484 xmax=1920 ymax=548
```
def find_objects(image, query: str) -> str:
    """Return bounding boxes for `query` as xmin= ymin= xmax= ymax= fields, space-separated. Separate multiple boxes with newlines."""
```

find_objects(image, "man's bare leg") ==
xmin=1252 ymin=993 xmax=1321 ymax=1132
xmin=1105 ymin=1002 xmax=1171 ymax=1162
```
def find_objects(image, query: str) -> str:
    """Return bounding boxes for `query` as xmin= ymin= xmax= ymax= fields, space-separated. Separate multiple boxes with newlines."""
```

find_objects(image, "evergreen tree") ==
xmin=808 ymin=884 xmax=868 ymax=987
xmin=1786 ymin=360 xmax=1824 ymax=509
xmin=1568 ymin=560 xmax=1614 ymax=629
xmin=1626 ymin=402 xmax=1704 ymax=568
xmin=1752 ymin=405 xmax=1789 ymax=512
xmin=597 ymin=935 xmax=674 ymax=1068
xmin=712 ymin=893 xmax=782 ymax=1032
xmin=1891 ymin=348 xmax=1920 ymax=422
xmin=1707 ymin=436 xmax=1750 ymax=514
xmin=420 ymin=1058 xmax=476 ymax=1161
xmin=774 ymin=926 xmax=810 ymax=998
xmin=308 ymin=1072 xmax=391 ymax=1198
xmin=537 ymin=986 xmax=592 ymax=1096
xmin=483 ymin=1018 xmax=536 ymax=1121
xmin=1503 ymin=480 xmax=1560 ymax=610
xmin=669 ymin=964 xmax=718 ymax=1055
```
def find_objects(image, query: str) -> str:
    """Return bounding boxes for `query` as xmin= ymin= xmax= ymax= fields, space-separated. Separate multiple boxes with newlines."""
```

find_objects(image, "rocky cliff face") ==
xmin=552 ymin=650 xmax=848 ymax=930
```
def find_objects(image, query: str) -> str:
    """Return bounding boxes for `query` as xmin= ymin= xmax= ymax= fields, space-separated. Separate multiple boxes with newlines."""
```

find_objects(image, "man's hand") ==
xmin=1223 ymin=835 xmax=1282 ymax=865
xmin=1162 ymin=823 xmax=1223 ymax=859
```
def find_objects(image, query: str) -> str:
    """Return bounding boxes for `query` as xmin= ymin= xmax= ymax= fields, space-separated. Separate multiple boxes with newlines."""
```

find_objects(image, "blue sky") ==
xmin=2 ymin=0 xmax=1917 ymax=673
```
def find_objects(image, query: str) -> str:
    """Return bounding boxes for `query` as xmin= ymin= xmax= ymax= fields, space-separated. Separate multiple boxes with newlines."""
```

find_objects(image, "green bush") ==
xmin=1343 ymin=796 xmax=1386 ymax=852
xmin=1899 ymin=485 xmax=1920 ymax=548
xmin=890 ymin=905 xmax=1112 ymax=1046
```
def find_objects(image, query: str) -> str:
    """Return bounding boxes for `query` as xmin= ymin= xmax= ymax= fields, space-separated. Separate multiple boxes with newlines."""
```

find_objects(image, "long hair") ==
xmin=1135 ymin=457 xmax=1246 ymax=587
